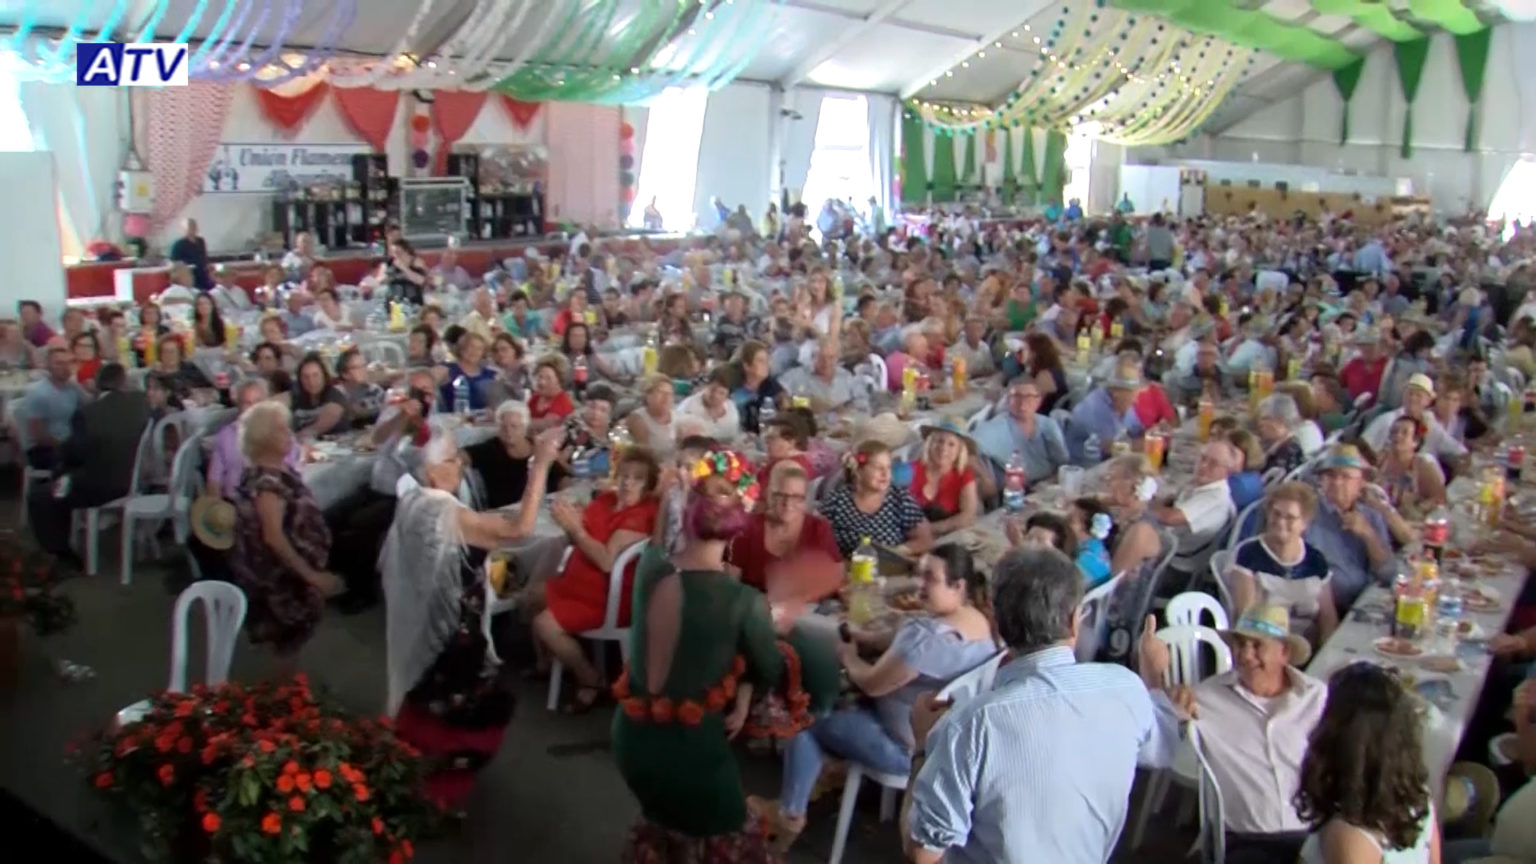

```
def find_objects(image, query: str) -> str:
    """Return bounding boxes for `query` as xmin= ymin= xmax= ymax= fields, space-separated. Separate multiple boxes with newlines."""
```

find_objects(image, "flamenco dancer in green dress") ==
xmin=611 ymin=450 xmax=842 ymax=863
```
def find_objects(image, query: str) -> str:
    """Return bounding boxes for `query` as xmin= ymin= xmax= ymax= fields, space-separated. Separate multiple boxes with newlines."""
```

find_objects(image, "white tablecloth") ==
xmin=1308 ymin=559 xmax=1526 ymax=792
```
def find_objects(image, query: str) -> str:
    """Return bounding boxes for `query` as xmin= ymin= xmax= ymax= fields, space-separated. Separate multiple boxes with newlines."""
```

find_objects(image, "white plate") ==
xmin=1461 ymin=585 xmax=1504 ymax=613
xmin=1374 ymin=636 xmax=1424 ymax=658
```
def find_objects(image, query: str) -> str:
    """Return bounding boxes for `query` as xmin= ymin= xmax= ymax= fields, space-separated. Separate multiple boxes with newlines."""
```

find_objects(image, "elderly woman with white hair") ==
xmin=465 ymin=399 xmax=568 ymax=509
xmin=381 ymin=423 xmax=563 ymax=810
xmin=229 ymin=400 xmax=341 ymax=665
xmin=1255 ymin=393 xmax=1308 ymax=478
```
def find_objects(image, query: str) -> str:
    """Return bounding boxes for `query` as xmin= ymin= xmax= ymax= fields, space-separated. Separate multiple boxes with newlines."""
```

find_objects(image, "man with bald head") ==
xmin=779 ymin=335 xmax=867 ymax=413
xmin=1152 ymin=440 xmax=1239 ymax=573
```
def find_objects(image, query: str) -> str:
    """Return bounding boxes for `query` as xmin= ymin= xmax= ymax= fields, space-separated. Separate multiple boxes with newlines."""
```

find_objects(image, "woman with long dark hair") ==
xmin=1292 ymin=662 xmax=1440 ymax=863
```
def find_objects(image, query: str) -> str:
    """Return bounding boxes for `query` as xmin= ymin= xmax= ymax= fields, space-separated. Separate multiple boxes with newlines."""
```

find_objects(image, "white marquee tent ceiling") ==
xmin=7 ymin=0 xmax=1521 ymax=136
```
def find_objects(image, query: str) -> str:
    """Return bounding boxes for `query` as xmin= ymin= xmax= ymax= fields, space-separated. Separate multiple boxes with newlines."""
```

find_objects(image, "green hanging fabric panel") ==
xmin=1332 ymin=57 xmax=1365 ymax=145
xmin=1454 ymin=28 xmax=1492 ymax=152
xmin=1001 ymin=128 xmax=1017 ymax=203
xmin=899 ymin=112 xmax=927 ymax=205
xmin=1394 ymin=37 xmax=1431 ymax=158
xmin=930 ymin=131 xmax=958 ymax=203
xmin=1039 ymin=130 xmax=1068 ymax=206
xmin=960 ymin=133 xmax=977 ymax=187
xmin=1018 ymin=128 xmax=1038 ymax=206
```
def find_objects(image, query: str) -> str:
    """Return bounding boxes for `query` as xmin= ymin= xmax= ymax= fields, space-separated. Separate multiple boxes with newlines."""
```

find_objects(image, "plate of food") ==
xmin=888 ymin=590 xmax=923 ymax=613
xmin=1419 ymin=655 xmax=1462 ymax=674
xmin=1374 ymin=637 xmax=1424 ymax=658
xmin=1461 ymin=585 xmax=1503 ymax=613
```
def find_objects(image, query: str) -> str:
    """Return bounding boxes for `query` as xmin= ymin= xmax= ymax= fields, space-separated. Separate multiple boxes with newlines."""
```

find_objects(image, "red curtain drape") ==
xmin=333 ymin=87 xmax=400 ymax=153
xmin=253 ymin=82 xmax=330 ymax=134
xmin=499 ymin=95 xmax=542 ymax=130
xmin=430 ymin=90 xmax=488 ymax=174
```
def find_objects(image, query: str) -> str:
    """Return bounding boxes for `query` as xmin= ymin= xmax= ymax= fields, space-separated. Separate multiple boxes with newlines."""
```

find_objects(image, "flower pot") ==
xmin=0 ymin=614 xmax=19 ymax=691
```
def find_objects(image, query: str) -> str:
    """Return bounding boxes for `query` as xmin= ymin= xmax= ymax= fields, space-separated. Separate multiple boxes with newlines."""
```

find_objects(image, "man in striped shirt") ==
xmin=901 ymin=546 xmax=1184 ymax=863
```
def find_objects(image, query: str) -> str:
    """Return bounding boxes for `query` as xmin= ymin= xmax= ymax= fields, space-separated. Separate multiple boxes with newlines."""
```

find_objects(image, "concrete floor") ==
xmin=0 ymin=512 xmax=1194 ymax=863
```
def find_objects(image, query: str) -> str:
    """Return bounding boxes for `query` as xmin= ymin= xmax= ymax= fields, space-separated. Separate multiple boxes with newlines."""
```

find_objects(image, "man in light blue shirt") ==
xmin=1352 ymin=236 xmax=1392 ymax=280
xmin=902 ymin=546 xmax=1181 ymax=864
xmin=971 ymin=379 xmax=1069 ymax=483
xmin=22 ymin=347 xmax=83 ymax=470
xmin=1304 ymin=445 xmax=1397 ymax=610
xmin=1065 ymin=366 xmax=1143 ymax=465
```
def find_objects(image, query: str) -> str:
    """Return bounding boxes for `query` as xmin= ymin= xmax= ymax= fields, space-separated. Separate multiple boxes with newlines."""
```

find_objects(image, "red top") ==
xmin=909 ymin=461 xmax=975 ymax=516
xmin=729 ymin=512 xmax=842 ymax=594
xmin=529 ymin=390 xmax=575 ymax=420
xmin=543 ymin=491 xmax=660 ymax=633
xmin=757 ymin=453 xmax=813 ymax=489
xmin=1340 ymin=355 xmax=1389 ymax=402
xmin=75 ymin=358 xmax=101 ymax=386
xmin=1133 ymin=383 xmax=1178 ymax=430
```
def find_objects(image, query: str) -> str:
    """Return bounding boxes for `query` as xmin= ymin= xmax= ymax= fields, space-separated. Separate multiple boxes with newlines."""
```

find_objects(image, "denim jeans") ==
xmin=781 ymin=706 xmax=911 ymax=817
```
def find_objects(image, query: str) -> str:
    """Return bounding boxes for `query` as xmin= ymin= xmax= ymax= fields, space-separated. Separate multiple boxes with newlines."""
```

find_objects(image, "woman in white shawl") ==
xmin=380 ymin=422 xmax=562 ymax=810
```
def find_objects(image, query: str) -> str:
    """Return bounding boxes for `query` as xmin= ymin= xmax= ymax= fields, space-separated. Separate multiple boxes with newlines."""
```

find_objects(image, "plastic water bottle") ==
xmin=848 ymin=537 xmax=878 ymax=626
xmin=573 ymin=356 xmax=588 ymax=395
xmin=452 ymin=375 xmax=470 ymax=416
xmin=1003 ymin=450 xmax=1026 ymax=513
xmin=758 ymin=396 xmax=777 ymax=433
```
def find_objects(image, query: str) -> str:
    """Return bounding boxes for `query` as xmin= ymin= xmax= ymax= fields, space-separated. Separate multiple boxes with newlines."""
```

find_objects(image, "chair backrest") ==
xmin=1207 ymin=550 xmax=1236 ymax=619
xmin=1075 ymin=571 xmax=1126 ymax=663
xmin=1155 ymin=625 xmax=1233 ymax=688
xmin=361 ymin=340 xmax=405 ymax=367
xmin=1259 ymin=465 xmax=1286 ymax=488
xmin=1190 ymin=723 xmax=1228 ymax=864
xmin=1167 ymin=590 xmax=1231 ymax=631
xmin=1226 ymin=499 xmax=1262 ymax=550
xmin=167 ymin=432 xmax=206 ymax=543
xmin=965 ymin=403 xmax=991 ymax=434
xmin=169 ymin=580 xmax=248 ymax=693
xmin=937 ymin=649 xmax=1008 ymax=707
xmin=596 ymin=540 xmax=647 ymax=634
xmin=867 ymin=353 xmax=888 ymax=392
xmin=122 ymin=419 xmax=158 ymax=499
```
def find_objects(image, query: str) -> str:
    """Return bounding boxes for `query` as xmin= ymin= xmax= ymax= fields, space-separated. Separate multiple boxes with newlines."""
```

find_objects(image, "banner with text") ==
xmin=201 ymin=142 xmax=371 ymax=194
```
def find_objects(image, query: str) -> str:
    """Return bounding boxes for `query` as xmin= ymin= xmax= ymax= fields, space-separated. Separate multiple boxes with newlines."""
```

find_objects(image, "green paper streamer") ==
xmin=1001 ymin=128 xmax=1016 ymax=204
xmin=1454 ymin=28 xmax=1492 ymax=153
xmin=900 ymin=113 xmax=927 ymax=205
xmin=1040 ymin=130 xmax=1068 ymax=206
xmin=1394 ymin=37 xmax=1430 ymax=159
xmin=931 ymin=132 xmax=958 ymax=203
xmin=1019 ymin=130 xmax=1038 ymax=207
xmin=1109 ymin=0 xmax=1357 ymax=69
xmin=1332 ymin=57 xmax=1364 ymax=145
xmin=961 ymin=133 xmax=976 ymax=187
xmin=1312 ymin=0 xmax=1420 ymax=42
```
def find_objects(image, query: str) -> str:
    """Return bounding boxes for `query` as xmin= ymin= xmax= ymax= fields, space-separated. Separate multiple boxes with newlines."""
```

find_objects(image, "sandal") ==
xmin=562 ymin=685 xmax=605 ymax=715
xmin=746 ymin=796 xmax=805 ymax=853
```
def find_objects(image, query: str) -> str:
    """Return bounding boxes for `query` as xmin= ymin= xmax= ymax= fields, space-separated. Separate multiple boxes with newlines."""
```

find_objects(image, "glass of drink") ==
xmin=1197 ymin=398 xmax=1215 ymax=442
xmin=1144 ymin=431 xmax=1166 ymax=471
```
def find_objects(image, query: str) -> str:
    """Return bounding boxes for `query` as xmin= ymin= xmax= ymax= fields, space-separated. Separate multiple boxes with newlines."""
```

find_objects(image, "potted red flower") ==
xmin=73 ymin=674 xmax=439 ymax=863
xmin=0 ymin=538 xmax=78 ymax=689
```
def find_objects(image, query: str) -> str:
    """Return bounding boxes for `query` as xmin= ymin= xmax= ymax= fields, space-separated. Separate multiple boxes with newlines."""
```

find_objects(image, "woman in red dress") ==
xmin=534 ymin=447 xmax=662 ymax=712
xmin=528 ymin=356 xmax=575 ymax=432
xmin=908 ymin=418 xmax=980 ymax=536
xmin=730 ymin=460 xmax=842 ymax=594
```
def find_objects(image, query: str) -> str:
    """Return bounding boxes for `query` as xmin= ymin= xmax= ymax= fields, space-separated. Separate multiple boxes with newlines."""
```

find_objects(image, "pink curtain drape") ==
xmin=333 ymin=87 xmax=401 ymax=153
xmin=139 ymin=82 xmax=235 ymax=234
xmin=430 ymin=90 xmax=487 ymax=175
xmin=545 ymin=102 xmax=621 ymax=228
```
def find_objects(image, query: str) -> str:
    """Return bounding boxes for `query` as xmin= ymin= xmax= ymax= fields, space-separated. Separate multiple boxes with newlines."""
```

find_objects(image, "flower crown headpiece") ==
xmin=690 ymin=449 xmax=760 ymax=508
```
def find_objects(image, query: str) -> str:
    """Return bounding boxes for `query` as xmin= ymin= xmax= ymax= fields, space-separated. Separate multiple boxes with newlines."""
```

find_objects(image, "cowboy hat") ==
xmin=189 ymin=495 xmax=237 ymax=551
xmin=1220 ymin=603 xmax=1312 ymax=666
xmin=852 ymin=412 xmax=913 ymax=450
xmin=918 ymin=417 xmax=977 ymax=455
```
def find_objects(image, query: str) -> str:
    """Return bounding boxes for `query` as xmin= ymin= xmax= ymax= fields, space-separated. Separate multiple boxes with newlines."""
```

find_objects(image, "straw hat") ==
xmin=189 ymin=495 xmax=237 ymax=551
xmin=1105 ymin=360 xmax=1144 ymax=391
xmin=1405 ymin=373 xmax=1435 ymax=398
xmin=1315 ymin=443 xmax=1375 ymax=478
xmin=1220 ymin=603 xmax=1312 ymax=666
xmin=852 ymin=412 xmax=913 ymax=450
xmin=918 ymin=417 xmax=977 ymax=456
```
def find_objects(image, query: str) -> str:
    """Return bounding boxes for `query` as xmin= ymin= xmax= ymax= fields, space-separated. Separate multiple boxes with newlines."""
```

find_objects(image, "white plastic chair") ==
xmin=168 ymin=580 xmax=247 ymax=692
xmin=964 ymin=403 xmax=991 ymax=434
xmin=121 ymin=428 xmax=201 ymax=586
xmin=1131 ymin=625 xmax=1233 ymax=849
xmin=1189 ymin=723 xmax=1227 ymax=864
xmin=5 ymin=397 xmax=51 ymax=526
xmin=71 ymin=420 xmax=157 ymax=576
xmin=361 ymin=340 xmax=405 ymax=367
xmin=867 ymin=353 xmax=888 ymax=392
xmin=484 ymin=546 xmax=571 ymax=666
xmin=1075 ymin=572 xmax=1126 ymax=663
xmin=547 ymin=540 xmax=646 ymax=711
xmin=936 ymin=649 xmax=1008 ymax=707
xmin=1207 ymin=550 xmax=1236 ymax=621
xmin=1225 ymin=499 xmax=1261 ymax=550
xmin=829 ymin=762 xmax=907 ymax=864
xmin=1167 ymin=591 xmax=1230 ymax=631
